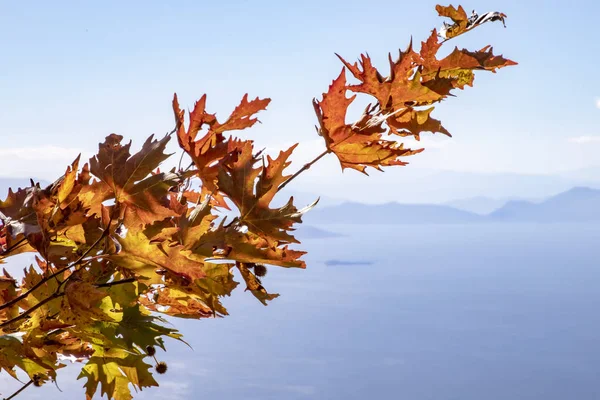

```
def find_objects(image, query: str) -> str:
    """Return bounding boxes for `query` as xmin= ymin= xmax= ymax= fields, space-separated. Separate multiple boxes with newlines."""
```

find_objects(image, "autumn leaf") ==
xmin=337 ymin=43 xmax=448 ymax=110
xmin=436 ymin=4 xmax=469 ymax=39
xmin=109 ymin=229 xmax=208 ymax=283
xmin=173 ymin=93 xmax=271 ymax=208
xmin=386 ymin=106 xmax=451 ymax=140
xmin=0 ymin=186 xmax=42 ymax=256
xmin=110 ymin=227 xmax=238 ymax=315
xmin=61 ymin=279 xmax=114 ymax=324
xmin=140 ymin=287 xmax=214 ymax=319
xmin=313 ymin=69 xmax=423 ymax=173
xmin=217 ymin=140 xmax=305 ymax=244
xmin=237 ymin=262 xmax=279 ymax=305
xmin=437 ymin=5 xmax=508 ymax=40
xmin=420 ymin=30 xmax=517 ymax=90
xmin=78 ymin=347 xmax=158 ymax=400
xmin=195 ymin=225 xmax=307 ymax=269
xmin=80 ymin=133 xmax=179 ymax=227
xmin=0 ymin=272 xmax=18 ymax=321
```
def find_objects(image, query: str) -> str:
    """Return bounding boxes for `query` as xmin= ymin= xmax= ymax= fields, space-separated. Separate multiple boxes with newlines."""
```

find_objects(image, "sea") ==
xmin=2 ymin=222 xmax=599 ymax=400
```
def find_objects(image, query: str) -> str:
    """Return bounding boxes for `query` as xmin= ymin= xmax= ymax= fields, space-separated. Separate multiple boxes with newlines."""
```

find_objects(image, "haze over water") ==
xmin=6 ymin=222 xmax=597 ymax=399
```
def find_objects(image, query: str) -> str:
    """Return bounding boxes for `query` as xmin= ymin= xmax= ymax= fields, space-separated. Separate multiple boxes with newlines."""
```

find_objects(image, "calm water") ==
xmin=3 ymin=223 xmax=600 ymax=399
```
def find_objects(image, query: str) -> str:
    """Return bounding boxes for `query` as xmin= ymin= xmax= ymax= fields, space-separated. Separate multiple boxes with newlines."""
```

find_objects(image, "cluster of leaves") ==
xmin=0 ymin=5 xmax=515 ymax=400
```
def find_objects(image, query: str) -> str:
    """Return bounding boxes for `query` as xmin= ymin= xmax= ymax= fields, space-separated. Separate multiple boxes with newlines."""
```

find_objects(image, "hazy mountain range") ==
xmin=305 ymin=186 xmax=600 ymax=224
xmin=292 ymin=167 xmax=600 ymax=204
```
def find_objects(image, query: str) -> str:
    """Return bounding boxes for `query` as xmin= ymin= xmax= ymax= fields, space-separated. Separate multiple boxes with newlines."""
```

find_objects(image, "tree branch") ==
xmin=277 ymin=149 xmax=330 ymax=193
xmin=95 ymin=277 xmax=136 ymax=288
xmin=2 ymin=379 xmax=33 ymax=400
xmin=1 ymin=237 xmax=27 ymax=258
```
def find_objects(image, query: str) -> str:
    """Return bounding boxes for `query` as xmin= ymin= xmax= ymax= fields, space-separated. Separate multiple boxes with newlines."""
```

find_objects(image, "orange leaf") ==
xmin=313 ymin=69 xmax=422 ymax=173
xmin=217 ymin=140 xmax=303 ymax=244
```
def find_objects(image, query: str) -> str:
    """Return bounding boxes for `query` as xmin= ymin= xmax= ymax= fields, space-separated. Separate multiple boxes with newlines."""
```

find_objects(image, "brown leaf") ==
xmin=313 ymin=69 xmax=422 ymax=173
xmin=173 ymin=93 xmax=270 ymax=209
xmin=436 ymin=4 xmax=469 ymax=39
xmin=217 ymin=140 xmax=303 ymax=244
xmin=237 ymin=262 xmax=279 ymax=305
xmin=387 ymin=107 xmax=451 ymax=140
xmin=338 ymin=43 xmax=447 ymax=110
xmin=81 ymin=134 xmax=179 ymax=227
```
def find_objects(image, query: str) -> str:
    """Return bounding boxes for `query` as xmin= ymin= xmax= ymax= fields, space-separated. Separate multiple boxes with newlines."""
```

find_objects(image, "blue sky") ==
xmin=0 ymin=0 xmax=598 ymax=200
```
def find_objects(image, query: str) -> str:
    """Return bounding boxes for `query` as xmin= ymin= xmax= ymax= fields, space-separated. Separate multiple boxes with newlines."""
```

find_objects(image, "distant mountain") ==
xmin=445 ymin=195 xmax=542 ymax=215
xmin=306 ymin=187 xmax=600 ymax=224
xmin=306 ymin=202 xmax=482 ymax=224
xmin=489 ymin=187 xmax=600 ymax=222
xmin=296 ymin=168 xmax=600 ymax=204
xmin=445 ymin=196 xmax=509 ymax=215
xmin=294 ymin=225 xmax=344 ymax=239
xmin=418 ymin=171 xmax=599 ymax=204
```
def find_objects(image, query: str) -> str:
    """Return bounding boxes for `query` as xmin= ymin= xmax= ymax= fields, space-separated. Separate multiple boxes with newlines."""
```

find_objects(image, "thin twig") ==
xmin=3 ymin=379 xmax=33 ymax=400
xmin=167 ymin=123 xmax=179 ymax=137
xmin=277 ymin=149 xmax=330 ymax=193
xmin=177 ymin=150 xmax=186 ymax=172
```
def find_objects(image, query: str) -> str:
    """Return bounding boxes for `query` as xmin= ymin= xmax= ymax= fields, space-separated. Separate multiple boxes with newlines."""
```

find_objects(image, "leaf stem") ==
xmin=3 ymin=379 xmax=33 ymax=400
xmin=277 ymin=149 xmax=330 ymax=193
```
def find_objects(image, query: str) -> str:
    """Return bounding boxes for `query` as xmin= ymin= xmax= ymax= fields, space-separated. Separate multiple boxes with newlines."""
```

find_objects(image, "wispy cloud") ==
xmin=568 ymin=135 xmax=600 ymax=144
xmin=596 ymin=98 xmax=600 ymax=109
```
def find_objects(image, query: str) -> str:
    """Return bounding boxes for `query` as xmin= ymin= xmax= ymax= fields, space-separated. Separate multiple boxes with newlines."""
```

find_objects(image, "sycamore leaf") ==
xmin=78 ymin=348 xmax=157 ymax=400
xmin=387 ymin=107 xmax=451 ymax=139
xmin=19 ymin=265 xmax=62 ymax=321
xmin=115 ymin=305 xmax=184 ymax=350
xmin=0 ymin=186 xmax=42 ymax=256
xmin=110 ymin=228 xmax=238 ymax=315
xmin=196 ymin=226 xmax=307 ymax=269
xmin=436 ymin=4 xmax=469 ymax=39
xmin=80 ymin=134 xmax=178 ymax=227
xmin=237 ymin=262 xmax=279 ymax=305
xmin=0 ymin=272 xmax=18 ymax=321
xmin=420 ymin=30 xmax=517 ymax=89
xmin=313 ymin=69 xmax=422 ymax=173
xmin=109 ymin=229 xmax=207 ymax=283
xmin=173 ymin=93 xmax=271 ymax=208
xmin=61 ymin=279 xmax=114 ymax=324
xmin=140 ymin=287 xmax=214 ymax=319
xmin=437 ymin=5 xmax=508 ymax=40
xmin=0 ymin=335 xmax=57 ymax=380
xmin=217 ymin=140 xmax=304 ymax=244
xmin=57 ymin=155 xmax=81 ymax=204
xmin=337 ymin=44 xmax=448 ymax=110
